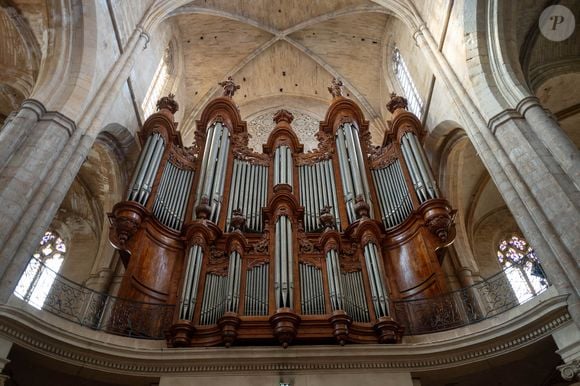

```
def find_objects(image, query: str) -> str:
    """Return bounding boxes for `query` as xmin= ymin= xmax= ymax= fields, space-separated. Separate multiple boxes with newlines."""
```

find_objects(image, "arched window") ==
xmin=14 ymin=231 xmax=66 ymax=309
xmin=392 ymin=47 xmax=424 ymax=119
xmin=142 ymin=43 xmax=174 ymax=117
xmin=497 ymin=235 xmax=548 ymax=303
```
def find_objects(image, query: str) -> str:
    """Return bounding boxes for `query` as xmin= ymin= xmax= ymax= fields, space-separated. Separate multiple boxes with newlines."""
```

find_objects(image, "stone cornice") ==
xmin=0 ymin=290 xmax=569 ymax=376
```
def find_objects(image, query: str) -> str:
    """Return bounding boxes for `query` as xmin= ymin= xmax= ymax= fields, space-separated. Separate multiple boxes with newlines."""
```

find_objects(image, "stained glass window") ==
xmin=14 ymin=231 xmax=66 ymax=309
xmin=393 ymin=47 xmax=424 ymax=119
xmin=497 ymin=235 xmax=548 ymax=303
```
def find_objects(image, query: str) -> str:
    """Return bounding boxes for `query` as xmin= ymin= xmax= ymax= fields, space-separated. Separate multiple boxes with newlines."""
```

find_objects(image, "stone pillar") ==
xmin=0 ymin=25 xmax=152 ymax=303
xmin=412 ymin=24 xmax=580 ymax=326
xmin=0 ymin=336 xmax=12 ymax=386
xmin=554 ymin=323 xmax=580 ymax=383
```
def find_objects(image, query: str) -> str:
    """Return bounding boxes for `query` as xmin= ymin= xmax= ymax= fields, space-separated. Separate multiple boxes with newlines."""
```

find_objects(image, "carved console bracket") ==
xmin=169 ymin=320 xmax=196 ymax=347
xmin=329 ymin=310 xmax=352 ymax=346
xmin=269 ymin=308 xmax=301 ymax=348
xmin=218 ymin=312 xmax=242 ymax=347
xmin=374 ymin=316 xmax=404 ymax=344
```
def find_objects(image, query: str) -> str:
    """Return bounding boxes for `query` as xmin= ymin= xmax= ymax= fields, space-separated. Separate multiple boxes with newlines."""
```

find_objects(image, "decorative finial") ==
xmin=328 ymin=77 xmax=344 ymax=98
xmin=319 ymin=205 xmax=336 ymax=230
xmin=386 ymin=92 xmax=408 ymax=114
xmin=156 ymin=93 xmax=179 ymax=114
xmin=273 ymin=109 xmax=294 ymax=124
xmin=218 ymin=76 xmax=240 ymax=98
xmin=354 ymin=194 xmax=370 ymax=219
xmin=195 ymin=195 xmax=211 ymax=220
xmin=230 ymin=208 xmax=246 ymax=231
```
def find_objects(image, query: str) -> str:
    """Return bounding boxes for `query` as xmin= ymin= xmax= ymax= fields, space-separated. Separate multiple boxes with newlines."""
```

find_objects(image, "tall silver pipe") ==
xmin=152 ymin=162 xmax=171 ymax=219
xmin=342 ymin=124 xmax=364 ymax=197
xmin=394 ymin=160 xmax=413 ymax=214
xmin=275 ymin=220 xmax=281 ymax=308
xmin=379 ymin=168 xmax=396 ymax=227
xmin=373 ymin=169 xmax=391 ymax=227
xmin=248 ymin=165 xmax=257 ymax=230
xmin=287 ymin=147 xmax=293 ymax=188
xmin=179 ymin=246 xmax=195 ymax=319
xmin=201 ymin=124 xmax=221 ymax=198
xmin=274 ymin=146 xmax=280 ymax=184
xmin=138 ymin=136 xmax=164 ymax=204
xmin=412 ymin=134 xmax=438 ymax=198
xmin=326 ymin=160 xmax=340 ymax=230
xmin=281 ymin=217 xmax=289 ymax=307
xmin=325 ymin=252 xmax=336 ymax=309
xmin=211 ymin=132 xmax=230 ymax=221
xmin=336 ymin=131 xmax=356 ymax=222
xmin=159 ymin=163 xmax=177 ymax=226
xmin=406 ymin=133 xmax=434 ymax=199
xmin=401 ymin=136 xmax=427 ymax=202
xmin=286 ymin=217 xmax=293 ymax=307
xmin=226 ymin=160 xmax=239 ymax=230
xmin=351 ymin=124 xmax=373 ymax=212
xmin=195 ymin=124 xmax=215 ymax=208
xmin=168 ymin=168 xmax=186 ymax=228
xmin=128 ymin=134 xmax=154 ymax=200
xmin=385 ymin=166 xmax=403 ymax=225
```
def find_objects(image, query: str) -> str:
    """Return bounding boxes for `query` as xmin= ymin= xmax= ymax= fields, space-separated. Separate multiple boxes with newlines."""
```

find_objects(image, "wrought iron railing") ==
xmin=392 ymin=265 xmax=550 ymax=335
xmin=12 ymin=257 xmax=549 ymax=338
xmin=13 ymin=257 xmax=174 ymax=339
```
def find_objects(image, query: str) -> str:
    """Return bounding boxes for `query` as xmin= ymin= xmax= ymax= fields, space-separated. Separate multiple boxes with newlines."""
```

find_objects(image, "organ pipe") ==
xmin=335 ymin=122 xmax=372 ymax=223
xmin=128 ymin=132 xmax=165 ymax=205
xmin=179 ymin=244 xmax=204 ymax=320
xmin=400 ymin=132 xmax=438 ymax=203
xmin=363 ymin=243 xmax=389 ymax=318
xmin=275 ymin=216 xmax=293 ymax=308
xmin=195 ymin=121 xmax=230 ymax=221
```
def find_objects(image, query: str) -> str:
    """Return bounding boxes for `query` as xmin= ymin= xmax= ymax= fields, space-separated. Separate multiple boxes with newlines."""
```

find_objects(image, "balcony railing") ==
xmin=392 ymin=265 xmax=549 ymax=334
xmin=13 ymin=257 xmax=174 ymax=339
xmin=13 ymin=257 xmax=549 ymax=339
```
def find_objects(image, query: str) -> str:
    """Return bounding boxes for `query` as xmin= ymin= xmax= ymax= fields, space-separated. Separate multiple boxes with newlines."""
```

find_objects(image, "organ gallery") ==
xmin=108 ymin=78 xmax=456 ymax=348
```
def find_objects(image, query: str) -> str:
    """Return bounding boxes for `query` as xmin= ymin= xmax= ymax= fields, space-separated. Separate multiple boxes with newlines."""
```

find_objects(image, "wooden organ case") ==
xmin=109 ymin=81 xmax=455 ymax=348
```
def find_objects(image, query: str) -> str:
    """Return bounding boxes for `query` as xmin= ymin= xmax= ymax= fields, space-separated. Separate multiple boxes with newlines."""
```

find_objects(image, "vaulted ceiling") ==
xmin=168 ymin=0 xmax=398 ymax=144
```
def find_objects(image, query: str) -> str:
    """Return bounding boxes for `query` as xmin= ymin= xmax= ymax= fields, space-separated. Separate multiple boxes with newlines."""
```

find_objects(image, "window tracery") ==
xmin=14 ymin=231 xmax=66 ymax=309
xmin=497 ymin=235 xmax=548 ymax=303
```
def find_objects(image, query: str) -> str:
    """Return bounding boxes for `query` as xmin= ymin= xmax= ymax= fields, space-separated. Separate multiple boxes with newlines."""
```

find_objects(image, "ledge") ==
xmin=0 ymin=287 xmax=570 ymax=376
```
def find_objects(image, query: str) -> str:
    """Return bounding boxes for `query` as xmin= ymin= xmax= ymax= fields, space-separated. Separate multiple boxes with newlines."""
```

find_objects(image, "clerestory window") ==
xmin=392 ymin=47 xmax=424 ymax=119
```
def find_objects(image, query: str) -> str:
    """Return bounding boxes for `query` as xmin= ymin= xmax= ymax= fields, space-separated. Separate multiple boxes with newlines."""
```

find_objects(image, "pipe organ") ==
xmin=109 ymin=82 xmax=455 ymax=348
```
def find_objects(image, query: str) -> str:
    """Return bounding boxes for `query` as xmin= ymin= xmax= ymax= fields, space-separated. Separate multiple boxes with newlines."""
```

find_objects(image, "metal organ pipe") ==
xmin=274 ymin=145 xmax=293 ymax=187
xmin=298 ymin=160 xmax=341 ymax=232
xmin=195 ymin=122 xmax=230 ymax=222
xmin=363 ymin=243 xmax=389 ymax=318
xmin=129 ymin=133 xmax=165 ymax=205
xmin=325 ymin=249 xmax=344 ymax=311
xmin=275 ymin=216 xmax=293 ymax=309
xmin=335 ymin=123 xmax=372 ymax=223
xmin=406 ymin=132 xmax=438 ymax=199
xmin=400 ymin=133 xmax=429 ymax=203
xmin=179 ymin=245 xmax=204 ymax=320
xmin=225 ymin=251 xmax=242 ymax=312
xmin=225 ymin=160 xmax=268 ymax=232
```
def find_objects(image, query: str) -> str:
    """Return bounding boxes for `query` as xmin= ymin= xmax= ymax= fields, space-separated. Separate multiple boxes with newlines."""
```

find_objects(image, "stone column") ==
xmin=554 ymin=323 xmax=580 ymax=383
xmin=412 ymin=23 xmax=580 ymax=326
xmin=0 ymin=26 xmax=152 ymax=302
xmin=0 ymin=336 xmax=12 ymax=386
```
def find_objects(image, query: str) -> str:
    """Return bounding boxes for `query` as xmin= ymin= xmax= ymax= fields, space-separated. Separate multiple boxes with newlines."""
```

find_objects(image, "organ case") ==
xmin=109 ymin=82 xmax=455 ymax=347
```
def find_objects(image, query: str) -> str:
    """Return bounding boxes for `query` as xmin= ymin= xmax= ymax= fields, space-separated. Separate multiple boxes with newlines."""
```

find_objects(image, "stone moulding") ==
xmin=0 ymin=289 xmax=569 ymax=376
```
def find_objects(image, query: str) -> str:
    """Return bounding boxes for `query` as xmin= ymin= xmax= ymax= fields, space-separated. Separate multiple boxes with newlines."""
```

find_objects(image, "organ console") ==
xmin=108 ymin=78 xmax=455 ymax=347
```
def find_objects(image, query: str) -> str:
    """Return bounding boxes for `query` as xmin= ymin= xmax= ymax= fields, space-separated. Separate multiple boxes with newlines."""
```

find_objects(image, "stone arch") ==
xmin=0 ymin=2 xmax=42 ymax=121
xmin=30 ymin=0 xmax=100 ymax=121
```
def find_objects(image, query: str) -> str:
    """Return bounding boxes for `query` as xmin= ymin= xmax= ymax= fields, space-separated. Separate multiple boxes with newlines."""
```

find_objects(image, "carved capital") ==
xmin=558 ymin=360 xmax=580 ymax=381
